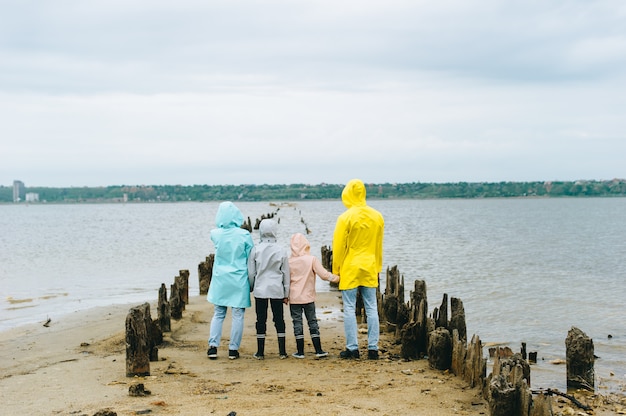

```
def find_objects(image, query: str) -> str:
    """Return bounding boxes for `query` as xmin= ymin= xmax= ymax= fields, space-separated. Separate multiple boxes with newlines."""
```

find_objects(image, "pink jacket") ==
xmin=288 ymin=233 xmax=339 ymax=304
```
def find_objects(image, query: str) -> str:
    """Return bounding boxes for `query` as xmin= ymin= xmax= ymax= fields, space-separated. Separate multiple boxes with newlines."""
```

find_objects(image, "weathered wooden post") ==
xmin=412 ymin=280 xmax=428 ymax=357
xmin=489 ymin=374 xmax=517 ymax=416
xmin=566 ymin=326 xmax=594 ymax=390
xmin=178 ymin=269 xmax=189 ymax=306
xmin=449 ymin=297 xmax=467 ymax=342
xmin=433 ymin=293 xmax=448 ymax=329
xmin=381 ymin=265 xmax=405 ymax=335
xmin=428 ymin=327 xmax=452 ymax=370
xmin=465 ymin=334 xmax=486 ymax=390
xmin=170 ymin=280 xmax=183 ymax=320
xmin=241 ymin=217 xmax=252 ymax=232
xmin=198 ymin=254 xmax=214 ymax=295
xmin=487 ymin=352 xmax=534 ymax=416
xmin=125 ymin=305 xmax=150 ymax=377
xmin=139 ymin=302 xmax=161 ymax=362
xmin=320 ymin=245 xmax=337 ymax=287
xmin=158 ymin=283 xmax=171 ymax=332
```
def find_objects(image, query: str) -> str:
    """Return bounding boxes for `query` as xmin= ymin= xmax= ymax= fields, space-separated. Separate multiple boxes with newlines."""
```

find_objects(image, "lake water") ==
xmin=1 ymin=198 xmax=625 ymax=393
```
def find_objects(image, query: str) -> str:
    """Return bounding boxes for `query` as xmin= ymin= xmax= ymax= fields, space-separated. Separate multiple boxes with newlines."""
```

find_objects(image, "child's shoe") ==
xmin=253 ymin=352 xmax=264 ymax=360
xmin=228 ymin=349 xmax=240 ymax=360
xmin=315 ymin=350 xmax=329 ymax=358
xmin=292 ymin=352 xmax=305 ymax=359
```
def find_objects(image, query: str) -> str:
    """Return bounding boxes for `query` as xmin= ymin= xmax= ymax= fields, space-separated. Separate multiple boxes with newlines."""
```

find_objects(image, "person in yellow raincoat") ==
xmin=332 ymin=179 xmax=384 ymax=360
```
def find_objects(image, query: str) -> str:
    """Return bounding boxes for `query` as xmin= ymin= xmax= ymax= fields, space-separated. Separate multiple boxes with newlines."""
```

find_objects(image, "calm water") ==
xmin=1 ymin=198 xmax=625 ymax=392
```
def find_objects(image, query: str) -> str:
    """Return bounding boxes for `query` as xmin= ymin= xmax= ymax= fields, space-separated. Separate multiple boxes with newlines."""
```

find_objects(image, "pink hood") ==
xmin=290 ymin=233 xmax=310 ymax=257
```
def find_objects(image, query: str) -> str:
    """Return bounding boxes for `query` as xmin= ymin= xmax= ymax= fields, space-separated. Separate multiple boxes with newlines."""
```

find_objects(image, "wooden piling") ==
xmin=428 ymin=327 xmax=452 ymax=370
xmin=125 ymin=305 xmax=150 ymax=377
xmin=158 ymin=283 xmax=171 ymax=333
xmin=198 ymin=254 xmax=214 ymax=295
xmin=170 ymin=281 xmax=183 ymax=320
xmin=565 ymin=326 xmax=594 ymax=390
xmin=450 ymin=297 xmax=467 ymax=342
xmin=178 ymin=269 xmax=189 ymax=306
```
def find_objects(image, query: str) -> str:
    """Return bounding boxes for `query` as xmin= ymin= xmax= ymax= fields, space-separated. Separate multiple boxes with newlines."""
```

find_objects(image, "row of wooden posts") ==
xmin=126 ymin=210 xmax=279 ymax=376
xmin=321 ymin=247 xmax=597 ymax=416
xmin=126 ymin=246 xmax=596 ymax=416
xmin=125 ymin=270 xmax=189 ymax=377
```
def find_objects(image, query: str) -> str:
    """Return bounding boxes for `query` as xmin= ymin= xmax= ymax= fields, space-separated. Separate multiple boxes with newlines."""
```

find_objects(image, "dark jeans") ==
xmin=289 ymin=302 xmax=319 ymax=339
xmin=255 ymin=297 xmax=286 ymax=336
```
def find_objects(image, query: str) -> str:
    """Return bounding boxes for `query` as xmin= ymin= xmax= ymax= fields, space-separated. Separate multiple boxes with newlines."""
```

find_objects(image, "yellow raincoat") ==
xmin=332 ymin=179 xmax=384 ymax=290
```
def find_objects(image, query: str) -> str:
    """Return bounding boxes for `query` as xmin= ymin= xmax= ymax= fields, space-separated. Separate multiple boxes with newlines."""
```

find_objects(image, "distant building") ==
xmin=25 ymin=192 xmax=39 ymax=202
xmin=13 ymin=180 xmax=25 ymax=202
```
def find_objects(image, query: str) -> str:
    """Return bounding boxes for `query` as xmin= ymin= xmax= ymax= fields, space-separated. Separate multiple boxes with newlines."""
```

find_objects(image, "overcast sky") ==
xmin=1 ymin=1 xmax=625 ymax=187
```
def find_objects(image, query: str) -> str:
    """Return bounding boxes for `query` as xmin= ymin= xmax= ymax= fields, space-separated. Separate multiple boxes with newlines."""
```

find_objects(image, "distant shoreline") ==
xmin=4 ymin=179 xmax=626 ymax=203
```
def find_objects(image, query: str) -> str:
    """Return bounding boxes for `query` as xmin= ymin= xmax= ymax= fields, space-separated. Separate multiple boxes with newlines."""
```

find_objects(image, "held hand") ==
xmin=283 ymin=298 xmax=289 ymax=305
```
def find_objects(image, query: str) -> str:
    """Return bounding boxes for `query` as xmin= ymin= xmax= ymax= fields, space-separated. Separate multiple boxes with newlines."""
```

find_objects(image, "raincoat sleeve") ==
xmin=281 ymin=249 xmax=290 ymax=298
xmin=312 ymin=257 xmax=339 ymax=283
xmin=248 ymin=246 xmax=257 ymax=291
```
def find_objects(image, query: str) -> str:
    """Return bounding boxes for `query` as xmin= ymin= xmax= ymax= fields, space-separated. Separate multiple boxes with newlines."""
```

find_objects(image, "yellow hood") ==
xmin=341 ymin=179 xmax=367 ymax=209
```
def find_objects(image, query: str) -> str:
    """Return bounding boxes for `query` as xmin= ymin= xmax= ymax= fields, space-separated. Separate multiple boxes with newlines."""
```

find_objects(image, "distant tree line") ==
xmin=2 ymin=179 xmax=626 ymax=203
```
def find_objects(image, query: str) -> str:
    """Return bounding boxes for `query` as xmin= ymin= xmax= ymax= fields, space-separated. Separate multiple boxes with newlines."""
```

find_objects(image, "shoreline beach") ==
xmin=2 ymin=293 xmax=623 ymax=415
xmin=0 ymin=292 xmax=488 ymax=415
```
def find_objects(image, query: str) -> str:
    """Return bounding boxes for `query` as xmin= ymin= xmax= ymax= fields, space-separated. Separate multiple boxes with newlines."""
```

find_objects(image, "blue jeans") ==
xmin=208 ymin=305 xmax=245 ymax=351
xmin=342 ymin=286 xmax=379 ymax=351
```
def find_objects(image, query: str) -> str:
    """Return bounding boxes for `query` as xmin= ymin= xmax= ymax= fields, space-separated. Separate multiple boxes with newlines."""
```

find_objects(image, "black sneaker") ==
xmin=315 ymin=350 xmax=329 ymax=358
xmin=228 ymin=349 xmax=240 ymax=360
xmin=253 ymin=352 xmax=264 ymax=360
xmin=367 ymin=349 xmax=379 ymax=360
xmin=207 ymin=346 xmax=218 ymax=359
xmin=339 ymin=349 xmax=360 ymax=359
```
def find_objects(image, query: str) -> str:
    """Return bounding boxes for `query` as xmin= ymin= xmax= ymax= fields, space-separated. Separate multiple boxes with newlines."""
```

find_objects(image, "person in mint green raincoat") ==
xmin=206 ymin=201 xmax=254 ymax=360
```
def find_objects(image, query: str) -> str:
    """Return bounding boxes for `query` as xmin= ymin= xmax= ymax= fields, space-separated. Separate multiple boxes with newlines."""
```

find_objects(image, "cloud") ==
xmin=1 ymin=1 xmax=625 ymax=186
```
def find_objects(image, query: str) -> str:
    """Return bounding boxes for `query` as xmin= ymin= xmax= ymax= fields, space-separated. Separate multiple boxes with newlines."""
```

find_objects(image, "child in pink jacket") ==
xmin=288 ymin=233 xmax=339 ymax=358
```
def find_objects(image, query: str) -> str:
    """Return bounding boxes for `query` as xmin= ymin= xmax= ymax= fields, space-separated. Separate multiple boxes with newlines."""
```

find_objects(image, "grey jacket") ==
xmin=248 ymin=219 xmax=290 ymax=299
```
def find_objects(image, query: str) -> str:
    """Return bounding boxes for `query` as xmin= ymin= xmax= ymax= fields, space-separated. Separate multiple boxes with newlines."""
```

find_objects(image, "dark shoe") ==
xmin=278 ymin=336 xmax=287 ymax=358
xmin=207 ymin=346 xmax=218 ymax=359
xmin=367 ymin=349 xmax=379 ymax=360
xmin=292 ymin=352 xmax=305 ymax=359
xmin=339 ymin=349 xmax=359 ymax=359
xmin=312 ymin=337 xmax=328 ymax=358
xmin=228 ymin=349 xmax=240 ymax=360
xmin=315 ymin=350 xmax=329 ymax=358
xmin=253 ymin=352 xmax=264 ymax=360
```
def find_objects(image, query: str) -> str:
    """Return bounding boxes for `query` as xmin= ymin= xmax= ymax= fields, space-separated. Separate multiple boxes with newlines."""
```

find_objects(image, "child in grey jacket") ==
xmin=248 ymin=219 xmax=290 ymax=359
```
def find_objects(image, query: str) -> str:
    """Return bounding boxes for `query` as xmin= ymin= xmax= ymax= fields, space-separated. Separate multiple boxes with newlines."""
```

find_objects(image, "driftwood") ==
xmin=530 ymin=388 xmax=592 ymax=411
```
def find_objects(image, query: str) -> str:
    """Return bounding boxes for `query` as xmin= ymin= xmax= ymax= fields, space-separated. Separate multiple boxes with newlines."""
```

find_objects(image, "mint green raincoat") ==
xmin=332 ymin=179 xmax=385 ymax=290
xmin=207 ymin=201 xmax=254 ymax=308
